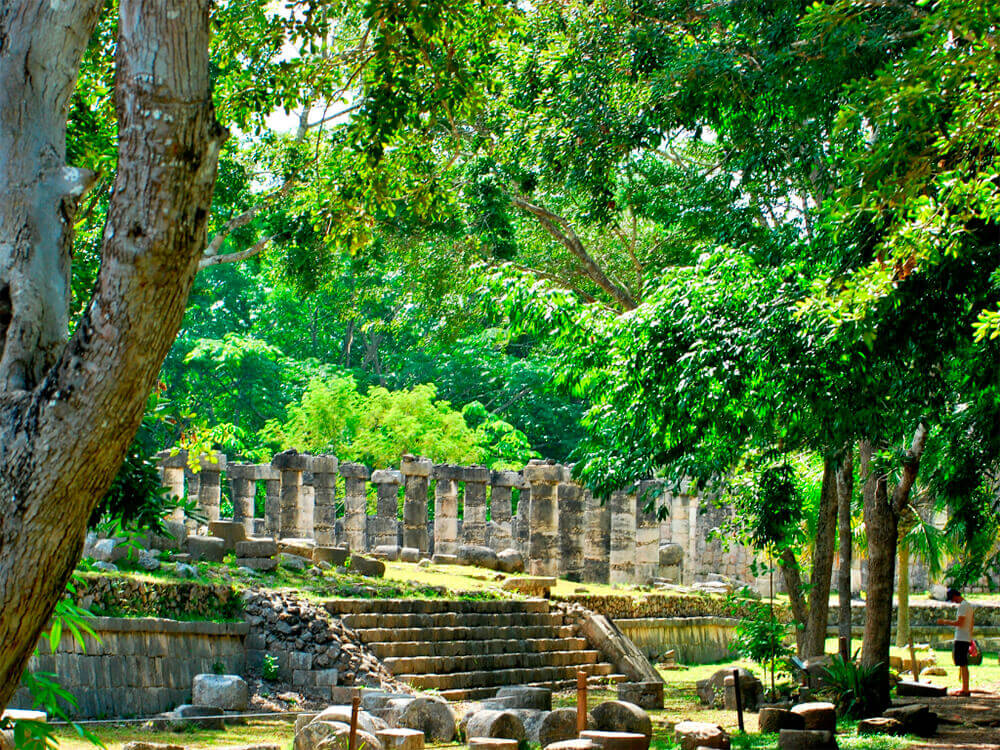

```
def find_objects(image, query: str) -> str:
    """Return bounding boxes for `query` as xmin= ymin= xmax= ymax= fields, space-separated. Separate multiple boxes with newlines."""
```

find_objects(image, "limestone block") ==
xmin=91 ymin=538 xmax=129 ymax=563
xmin=186 ymin=535 xmax=225 ymax=562
xmin=399 ymin=547 xmax=421 ymax=563
xmin=280 ymin=553 xmax=311 ymax=571
xmin=457 ymin=545 xmax=499 ymax=570
xmin=278 ymin=538 xmax=316 ymax=557
xmin=384 ymin=696 xmax=456 ymax=742
xmin=468 ymin=740 xmax=518 ymax=750
xmin=777 ymin=729 xmax=837 ymax=750
xmin=314 ymin=547 xmax=349 ymax=566
xmin=240 ymin=557 xmax=277 ymax=572
xmin=192 ymin=673 xmax=248 ymax=711
xmin=758 ymin=708 xmax=805 ymax=734
xmin=857 ymin=718 xmax=904 ymax=736
xmin=377 ymin=729 xmax=424 ymax=750
xmin=169 ymin=705 xmax=225 ymax=731
xmin=497 ymin=548 xmax=525 ymax=573
xmin=237 ymin=538 xmax=278 ymax=558
xmin=790 ymin=704 xmax=836 ymax=732
xmin=523 ymin=461 xmax=562 ymax=484
xmin=400 ymin=455 xmax=433 ymax=477
xmin=495 ymin=686 xmax=552 ymax=711
xmin=616 ymin=683 xmax=663 ymax=711
xmin=371 ymin=469 xmax=403 ymax=485
xmin=659 ymin=543 xmax=684 ymax=567
xmin=209 ymin=520 xmax=247 ymax=551
xmin=465 ymin=710 xmax=526 ymax=742
xmin=313 ymin=706 xmax=387 ymax=735
xmin=883 ymin=704 xmax=938 ymax=737
xmin=351 ymin=555 xmax=386 ymax=578
xmin=578 ymin=731 xmax=649 ymax=750
xmin=672 ymin=722 xmax=729 ymax=750
xmin=272 ymin=450 xmax=310 ymax=471
xmin=539 ymin=708 xmax=592 ymax=748
xmin=430 ymin=554 xmax=458 ymax=565
xmin=546 ymin=742 xmax=598 ymax=750
xmin=591 ymin=702 xmax=652 ymax=739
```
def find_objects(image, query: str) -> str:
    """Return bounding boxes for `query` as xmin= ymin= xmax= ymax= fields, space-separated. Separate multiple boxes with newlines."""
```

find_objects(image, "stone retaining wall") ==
xmin=556 ymin=593 xmax=792 ymax=621
xmin=10 ymin=617 xmax=247 ymax=718
xmin=616 ymin=616 xmax=739 ymax=663
xmin=828 ymin=600 xmax=1000 ymax=628
xmin=72 ymin=572 xmax=243 ymax=621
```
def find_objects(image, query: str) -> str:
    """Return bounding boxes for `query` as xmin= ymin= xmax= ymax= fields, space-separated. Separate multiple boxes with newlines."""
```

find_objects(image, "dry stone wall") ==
xmin=157 ymin=450 xmax=764 ymax=587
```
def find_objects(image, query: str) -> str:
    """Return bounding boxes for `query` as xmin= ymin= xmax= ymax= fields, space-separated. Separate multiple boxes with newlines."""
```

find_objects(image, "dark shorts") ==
xmin=953 ymin=640 xmax=971 ymax=667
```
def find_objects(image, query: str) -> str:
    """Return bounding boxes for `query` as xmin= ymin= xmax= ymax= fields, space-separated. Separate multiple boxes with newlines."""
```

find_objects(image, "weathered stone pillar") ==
xmin=512 ymin=473 xmax=531 ymax=557
xmin=340 ymin=462 xmax=370 ymax=553
xmin=583 ymin=487 xmax=610 ymax=583
xmin=227 ymin=463 xmax=258 ymax=534
xmin=262 ymin=465 xmax=280 ymax=536
xmin=432 ymin=464 xmax=460 ymax=556
xmin=370 ymin=469 xmax=402 ymax=549
xmin=609 ymin=487 xmax=637 ymax=584
xmin=462 ymin=466 xmax=489 ymax=547
xmin=300 ymin=469 xmax=316 ymax=539
xmin=524 ymin=460 xmax=561 ymax=577
xmin=401 ymin=455 xmax=432 ymax=553
xmin=156 ymin=450 xmax=187 ymax=523
xmin=672 ymin=492 xmax=691 ymax=584
xmin=635 ymin=480 xmax=661 ymax=584
xmin=271 ymin=450 xmax=308 ymax=539
xmin=196 ymin=452 xmax=227 ymax=523
xmin=557 ymin=466 xmax=585 ymax=581
xmin=488 ymin=470 xmax=518 ymax=551
xmin=311 ymin=455 xmax=339 ymax=547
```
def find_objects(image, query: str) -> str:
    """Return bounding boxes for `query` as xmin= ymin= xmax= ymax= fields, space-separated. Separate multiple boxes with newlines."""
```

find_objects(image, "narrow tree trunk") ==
xmin=838 ymin=445 xmax=855 ymax=656
xmin=779 ymin=547 xmax=808 ymax=655
xmin=896 ymin=544 xmax=911 ymax=648
xmin=861 ymin=424 xmax=928 ymax=711
xmin=0 ymin=0 xmax=224 ymax=709
xmin=803 ymin=457 xmax=840 ymax=658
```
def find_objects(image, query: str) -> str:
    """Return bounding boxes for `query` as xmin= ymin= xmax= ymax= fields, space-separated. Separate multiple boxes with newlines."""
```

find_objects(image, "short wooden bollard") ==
xmin=349 ymin=688 xmax=361 ymax=750
xmin=577 ymin=670 xmax=588 ymax=734
xmin=731 ymin=669 xmax=744 ymax=733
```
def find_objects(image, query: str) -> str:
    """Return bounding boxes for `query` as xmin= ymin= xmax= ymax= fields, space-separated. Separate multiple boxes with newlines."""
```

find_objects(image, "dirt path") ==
xmin=903 ymin=686 xmax=1000 ymax=750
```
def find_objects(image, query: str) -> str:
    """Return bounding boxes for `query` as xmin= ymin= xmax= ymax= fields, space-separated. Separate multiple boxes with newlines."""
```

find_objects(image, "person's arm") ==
xmin=937 ymin=617 xmax=958 ymax=626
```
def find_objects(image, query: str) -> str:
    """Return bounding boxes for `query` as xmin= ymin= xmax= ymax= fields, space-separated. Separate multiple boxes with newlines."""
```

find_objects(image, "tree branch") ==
xmin=512 ymin=196 xmax=637 ymax=311
xmin=199 ymin=235 xmax=274 ymax=270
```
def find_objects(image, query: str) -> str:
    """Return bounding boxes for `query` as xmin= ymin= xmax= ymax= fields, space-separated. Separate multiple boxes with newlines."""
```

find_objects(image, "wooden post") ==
xmin=909 ymin=637 xmax=920 ymax=682
xmin=349 ymin=688 xmax=361 ymax=750
xmin=576 ymin=670 xmax=588 ymax=735
xmin=732 ymin=669 xmax=745 ymax=733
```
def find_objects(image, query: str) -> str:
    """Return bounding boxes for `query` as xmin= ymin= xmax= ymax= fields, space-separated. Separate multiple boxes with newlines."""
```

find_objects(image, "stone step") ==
xmin=354 ymin=625 xmax=579 ymax=643
xmin=324 ymin=598 xmax=551 ymax=616
xmin=339 ymin=612 xmax=567 ymax=630
xmin=383 ymin=649 xmax=600 ymax=676
xmin=400 ymin=662 xmax=613 ymax=691
xmin=370 ymin=637 xmax=590 ymax=659
xmin=437 ymin=673 xmax=628 ymax=701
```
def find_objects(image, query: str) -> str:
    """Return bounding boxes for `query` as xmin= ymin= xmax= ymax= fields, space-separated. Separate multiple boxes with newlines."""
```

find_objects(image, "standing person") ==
xmin=937 ymin=588 xmax=974 ymax=696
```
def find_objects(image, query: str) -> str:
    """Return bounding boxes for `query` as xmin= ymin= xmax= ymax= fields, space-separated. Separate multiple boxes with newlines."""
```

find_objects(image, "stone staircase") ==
xmin=323 ymin=598 xmax=625 ymax=701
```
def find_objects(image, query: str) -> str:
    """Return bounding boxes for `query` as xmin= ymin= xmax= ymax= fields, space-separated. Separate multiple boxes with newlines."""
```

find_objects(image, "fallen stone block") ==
xmin=186 ymin=536 xmax=225 ymax=563
xmin=208 ymin=520 xmax=246 ymax=551
xmin=468 ymin=740 xmax=518 ymax=750
xmin=376 ymin=728 xmax=424 ymax=750
xmin=546 ymin=742 xmax=599 ymax=750
xmin=314 ymin=547 xmax=350 ymax=566
xmin=497 ymin=548 xmax=525 ymax=574
xmin=579 ymin=730 xmax=650 ymax=750
xmin=384 ymin=696 xmax=455 ymax=742
xmin=617 ymin=682 xmax=664 ymax=710
xmin=169 ymin=705 xmax=225 ymax=731
xmin=374 ymin=545 xmax=401 ymax=561
xmin=236 ymin=538 xmax=277 ymax=558
xmin=351 ymin=555 xmax=386 ymax=578
xmin=313 ymin=706 xmax=387 ymax=735
xmin=496 ymin=686 xmax=552 ymax=711
xmin=457 ymin=545 xmax=500 ymax=570
xmin=672 ymin=722 xmax=729 ymax=750
xmin=466 ymin=710 xmax=526 ymax=742
xmin=790 ymin=702 xmax=836 ymax=732
xmin=539 ymin=708 xmax=590 ymax=748
xmin=777 ymin=729 xmax=837 ymax=750
xmin=758 ymin=708 xmax=805 ymax=734
xmin=280 ymin=553 xmax=311 ymax=571
xmin=895 ymin=680 xmax=947 ymax=698
xmin=591 ymin=701 xmax=652 ymax=738
xmin=430 ymin=553 xmax=458 ymax=565
xmin=240 ymin=556 xmax=277 ymax=572
xmin=857 ymin=717 xmax=905 ymax=736
xmin=399 ymin=547 xmax=421 ymax=563
xmin=192 ymin=674 xmax=249 ymax=712
xmin=883 ymin=704 xmax=938 ymax=737
xmin=500 ymin=577 xmax=556 ymax=597
xmin=122 ymin=743 xmax=185 ymax=750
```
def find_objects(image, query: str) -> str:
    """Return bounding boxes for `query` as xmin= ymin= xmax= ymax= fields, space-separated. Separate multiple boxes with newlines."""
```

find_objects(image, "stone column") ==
xmin=583 ymin=487 xmax=610 ymax=583
xmin=672 ymin=493 xmax=691 ymax=584
xmin=196 ymin=452 xmax=227 ymax=523
xmin=557 ymin=466 xmax=585 ymax=582
xmin=512 ymin=473 xmax=531 ymax=557
xmin=370 ymin=469 xmax=402 ymax=549
xmin=156 ymin=450 xmax=187 ymax=523
xmin=311 ymin=455 xmax=339 ymax=547
xmin=609 ymin=487 xmax=637 ymax=584
xmin=340 ymin=462 xmax=370 ymax=553
xmin=271 ymin=450 xmax=308 ymax=539
xmin=635 ymin=480 xmax=661 ymax=584
xmin=227 ymin=463 xmax=258 ymax=534
xmin=462 ymin=466 xmax=489 ymax=547
xmin=401 ymin=455 xmax=432 ymax=553
xmin=432 ymin=464 xmax=460 ymax=556
xmin=524 ymin=460 xmax=561 ymax=577
xmin=300 ymin=469 xmax=316 ymax=539
xmin=488 ymin=470 xmax=518 ymax=551
xmin=261 ymin=465 xmax=280 ymax=536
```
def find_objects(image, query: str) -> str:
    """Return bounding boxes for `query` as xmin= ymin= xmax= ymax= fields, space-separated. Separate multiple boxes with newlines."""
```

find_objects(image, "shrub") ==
xmin=820 ymin=654 xmax=883 ymax=718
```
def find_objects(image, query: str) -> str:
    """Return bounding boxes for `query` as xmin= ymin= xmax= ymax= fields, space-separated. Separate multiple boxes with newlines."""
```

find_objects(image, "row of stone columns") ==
xmin=156 ymin=449 xmax=753 ymax=586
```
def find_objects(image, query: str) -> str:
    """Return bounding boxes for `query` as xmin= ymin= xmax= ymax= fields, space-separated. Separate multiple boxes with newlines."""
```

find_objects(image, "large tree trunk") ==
xmin=802 ymin=457 xmax=840 ymax=658
xmin=0 ymin=0 xmax=224 ymax=709
xmin=861 ymin=424 xmax=928 ymax=710
xmin=778 ymin=547 xmax=808 ymax=654
xmin=837 ymin=445 xmax=855 ymax=656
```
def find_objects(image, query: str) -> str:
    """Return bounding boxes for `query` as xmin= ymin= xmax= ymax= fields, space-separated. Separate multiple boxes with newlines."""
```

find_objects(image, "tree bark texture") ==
xmin=896 ymin=544 xmax=911 ymax=648
xmin=861 ymin=424 xmax=928 ymax=710
xmin=0 ymin=0 xmax=225 ymax=709
xmin=778 ymin=546 xmax=807 ymax=655
xmin=802 ymin=457 xmax=840 ymax=658
xmin=837 ymin=445 xmax=855 ymax=655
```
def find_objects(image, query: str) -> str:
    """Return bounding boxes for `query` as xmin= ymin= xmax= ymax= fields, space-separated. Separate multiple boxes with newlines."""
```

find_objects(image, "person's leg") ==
xmin=961 ymin=665 xmax=970 ymax=694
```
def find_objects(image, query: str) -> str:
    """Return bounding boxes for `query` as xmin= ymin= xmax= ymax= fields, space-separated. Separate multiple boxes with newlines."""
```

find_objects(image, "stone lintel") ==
xmin=371 ymin=469 xmax=403 ymax=485
xmin=400 ymin=454 xmax=433 ymax=477
xmin=311 ymin=454 xmax=339 ymax=474
xmin=463 ymin=465 xmax=489 ymax=483
xmin=156 ymin=449 xmax=188 ymax=469
xmin=271 ymin=450 xmax=309 ymax=472
xmin=524 ymin=461 xmax=562 ymax=484
xmin=490 ymin=470 xmax=521 ymax=488
xmin=432 ymin=463 xmax=463 ymax=481
xmin=340 ymin=462 xmax=370 ymax=480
